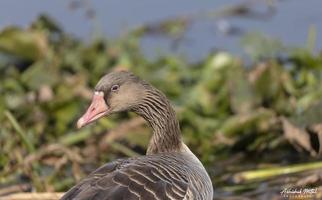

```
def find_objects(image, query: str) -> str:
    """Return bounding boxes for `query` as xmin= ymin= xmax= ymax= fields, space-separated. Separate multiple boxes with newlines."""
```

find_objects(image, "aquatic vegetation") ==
xmin=0 ymin=15 xmax=322 ymax=198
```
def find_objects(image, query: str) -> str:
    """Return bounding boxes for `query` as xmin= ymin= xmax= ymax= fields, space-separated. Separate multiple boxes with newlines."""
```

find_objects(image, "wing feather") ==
xmin=60 ymin=156 xmax=189 ymax=200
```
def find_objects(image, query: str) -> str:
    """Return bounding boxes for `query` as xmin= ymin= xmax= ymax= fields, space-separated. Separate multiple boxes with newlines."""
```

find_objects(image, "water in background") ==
xmin=0 ymin=0 xmax=321 ymax=61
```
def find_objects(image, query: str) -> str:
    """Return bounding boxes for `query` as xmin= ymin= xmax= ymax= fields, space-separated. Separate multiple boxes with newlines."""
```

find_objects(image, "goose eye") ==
xmin=111 ymin=84 xmax=119 ymax=92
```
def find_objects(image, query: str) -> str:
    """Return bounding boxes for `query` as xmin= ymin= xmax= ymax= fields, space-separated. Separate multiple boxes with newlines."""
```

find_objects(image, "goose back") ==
xmin=61 ymin=149 xmax=213 ymax=200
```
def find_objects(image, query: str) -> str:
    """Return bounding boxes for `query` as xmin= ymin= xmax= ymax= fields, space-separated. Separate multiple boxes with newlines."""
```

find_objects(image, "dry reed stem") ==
xmin=0 ymin=193 xmax=64 ymax=200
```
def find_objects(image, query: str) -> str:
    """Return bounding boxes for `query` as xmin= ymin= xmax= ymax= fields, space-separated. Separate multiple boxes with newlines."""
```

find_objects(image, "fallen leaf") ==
xmin=281 ymin=118 xmax=319 ymax=156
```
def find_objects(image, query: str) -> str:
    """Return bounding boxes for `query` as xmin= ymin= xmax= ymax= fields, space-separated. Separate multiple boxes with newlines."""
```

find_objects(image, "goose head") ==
xmin=77 ymin=71 xmax=147 ymax=128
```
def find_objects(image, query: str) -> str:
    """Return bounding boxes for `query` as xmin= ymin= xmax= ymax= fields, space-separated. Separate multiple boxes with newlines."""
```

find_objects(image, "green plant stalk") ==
xmin=59 ymin=129 xmax=92 ymax=146
xmin=234 ymin=161 xmax=322 ymax=183
xmin=59 ymin=120 xmax=116 ymax=146
xmin=29 ymin=171 xmax=45 ymax=191
xmin=220 ymin=182 xmax=259 ymax=193
xmin=4 ymin=110 xmax=35 ymax=153
xmin=4 ymin=110 xmax=45 ymax=191
xmin=109 ymin=141 xmax=141 ymax=157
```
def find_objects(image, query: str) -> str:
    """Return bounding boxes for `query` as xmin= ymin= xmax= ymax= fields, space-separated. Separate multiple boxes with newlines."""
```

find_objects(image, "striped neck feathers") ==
xmin=132 ymin=86 xmax=182 ymax=155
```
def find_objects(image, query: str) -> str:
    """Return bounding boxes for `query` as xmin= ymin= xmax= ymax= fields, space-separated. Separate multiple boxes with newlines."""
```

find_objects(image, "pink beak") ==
xmin=77 ymin=92 xmax=109 ymax=128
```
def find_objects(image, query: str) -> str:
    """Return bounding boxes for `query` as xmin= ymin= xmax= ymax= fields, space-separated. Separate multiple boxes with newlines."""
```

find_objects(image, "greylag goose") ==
xmin=61 ymin=71 xmax=213 ymax=200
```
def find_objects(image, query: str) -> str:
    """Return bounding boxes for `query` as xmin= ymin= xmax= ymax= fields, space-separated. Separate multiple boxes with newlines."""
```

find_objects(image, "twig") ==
xmin=0 ymin=184 xmax=31 ymax=196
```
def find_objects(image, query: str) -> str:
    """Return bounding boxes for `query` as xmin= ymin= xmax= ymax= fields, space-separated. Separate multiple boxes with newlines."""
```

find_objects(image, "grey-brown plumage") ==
xmin=61 ymin=71 xmax=213 ymax=200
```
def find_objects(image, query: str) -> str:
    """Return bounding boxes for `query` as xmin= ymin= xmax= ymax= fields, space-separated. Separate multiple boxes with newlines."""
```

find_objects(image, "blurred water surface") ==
xmin=0 ymin=0 xmax=321 ymax=60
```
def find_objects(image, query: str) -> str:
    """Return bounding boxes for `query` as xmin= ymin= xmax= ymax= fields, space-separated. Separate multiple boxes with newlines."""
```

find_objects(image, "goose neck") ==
xmin=133 ymin=88 xmax=182 ymax=154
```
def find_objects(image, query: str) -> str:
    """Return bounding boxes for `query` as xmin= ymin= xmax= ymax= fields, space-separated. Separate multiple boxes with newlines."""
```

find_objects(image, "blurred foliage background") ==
xmin=1 ymin=2 xmax=322 ymax=199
